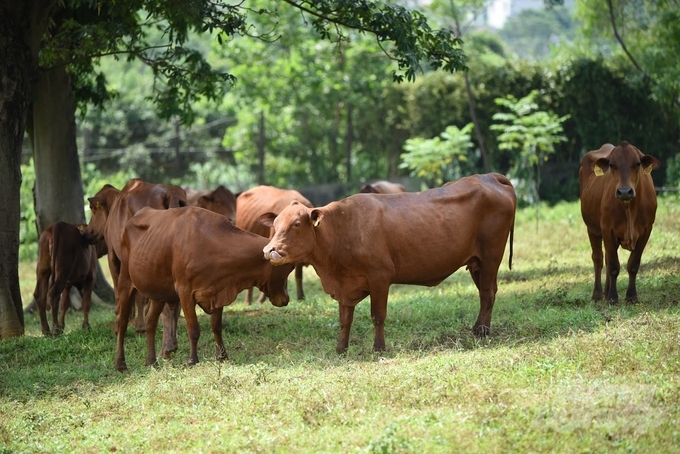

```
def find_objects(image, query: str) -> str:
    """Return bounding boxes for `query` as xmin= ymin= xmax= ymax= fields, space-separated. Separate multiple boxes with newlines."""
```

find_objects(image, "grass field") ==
xmin=1 ymin=198 xmax=679 ymax=453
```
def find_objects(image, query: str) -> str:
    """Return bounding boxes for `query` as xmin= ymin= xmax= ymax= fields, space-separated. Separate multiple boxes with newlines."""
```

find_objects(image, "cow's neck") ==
xmin=620 ymin=198 xmax=639 ymax=251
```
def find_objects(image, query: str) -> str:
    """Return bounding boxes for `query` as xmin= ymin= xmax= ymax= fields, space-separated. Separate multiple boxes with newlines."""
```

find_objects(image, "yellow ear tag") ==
xmin=644 ymin=165 xmax=653 ymax=175
xmin=95 ymin=201 xmax=102 ymax=210
xmin=77 ymin=225 xmax=85 ymax=231
xmin=313 ymin=219 xmax=320 ymax=227
xmin=594 ymin=166 xmax=604 ymax=176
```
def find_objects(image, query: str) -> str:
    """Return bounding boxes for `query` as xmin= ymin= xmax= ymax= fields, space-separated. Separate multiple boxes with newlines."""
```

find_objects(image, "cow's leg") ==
xmin=295 ymin=263 xmax=305 ymax=301
xmin=159 ymin=303 xmax=181 ymax=359
xmin=470 ymin=263 xmax=499 ymax=337
xmin=587 ymin=231 xmax=604 ymax=300
xmin=57 ymin=285 xmax=72 ymax=334
xmin=337 ymin=304 xmax=355 ymax=354
xmin=180 ymin=294 xmax=201 ymax=365
xmin=603 ymin=233 xmax=620 ymax=302
xmin=48 ymin=281 xmax=65 ymax=336
xmin=245 ymin=287 xmax=253 ymax=305
xmin=144 ymin=299 xmax=166 ymax=367
xmin=369 ymin=287 xmax=389 ymax=352
xmin=210 ymin=307 xmax=228 ymax=361
xmin=256 ymin=290 xmax=266 ymax=304
xmin=625 ymin=228 xmax=652 ymax=302
xmin=133 ymin=293 xmax=147 ymax=334
xmin=34 ymin=273 xmax=51 ymax=336
xmin=81 ymin=277 xmax=95 ymax=330
xmin=114 ymin=263 xmax=135 ymax=372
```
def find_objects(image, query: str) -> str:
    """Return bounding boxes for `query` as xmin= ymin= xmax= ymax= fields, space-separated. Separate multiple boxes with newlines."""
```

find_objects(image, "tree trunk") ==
xmin=0 ymin=1 xmax=54 ymax=338
xmin=32 ymin=65 xmax=86 ymax=229
xmin=29 ymin=61 xmax=115 ymax=304
xmin=257 ymin=111 xmax=265 ymax=185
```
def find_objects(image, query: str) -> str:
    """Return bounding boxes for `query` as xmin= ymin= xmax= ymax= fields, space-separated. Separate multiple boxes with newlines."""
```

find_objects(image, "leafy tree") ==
xmin=399 ymin=123 xmax=475 ymax=187
xmin=491 ymin=90 xmax=570 ymax=208
xmin=0 ymin=0 xmax=467 ymax=338
xmin=499 ymin=4 xmax=575 ymax=60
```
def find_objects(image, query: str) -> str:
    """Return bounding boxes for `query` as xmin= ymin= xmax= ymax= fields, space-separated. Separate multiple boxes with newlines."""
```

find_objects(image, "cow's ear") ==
xmin=88 ymin=197 xmax=102 ymax=210
xmin=259 ymin=212 xmax=277 ymax=227
xmin=641 ymin=155 xmax=661 ymax=175
xmin=198 ymin=195 xmax=213 ymax=205
xmin=311 ymin=209 xmax=323 ymax=227
xmin=593 ymin=158 xmax=609 ymax=176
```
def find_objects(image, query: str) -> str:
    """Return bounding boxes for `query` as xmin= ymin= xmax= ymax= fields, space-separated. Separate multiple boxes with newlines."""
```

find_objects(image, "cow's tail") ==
xmin=508 ymin=217 xmax=514 ymax=270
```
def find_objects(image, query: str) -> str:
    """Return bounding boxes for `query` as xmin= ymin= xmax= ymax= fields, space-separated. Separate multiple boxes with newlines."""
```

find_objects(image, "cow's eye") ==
xmin=294 ymin=221 xmax=301 ymax=227
xmin=634 ymin=162 xmax=641 ymax=168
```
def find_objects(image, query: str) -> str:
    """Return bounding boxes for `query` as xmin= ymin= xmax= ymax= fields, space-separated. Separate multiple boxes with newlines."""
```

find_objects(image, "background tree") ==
xmin=491 ymin=89 xmax=569 ymax=222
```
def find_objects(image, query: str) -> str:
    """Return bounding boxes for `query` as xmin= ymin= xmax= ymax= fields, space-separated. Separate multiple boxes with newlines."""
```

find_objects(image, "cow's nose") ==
xmin=263 ymin=247 xmax=274 ymax=260
xmin=616 ymin=187 xmax=634 ymax=201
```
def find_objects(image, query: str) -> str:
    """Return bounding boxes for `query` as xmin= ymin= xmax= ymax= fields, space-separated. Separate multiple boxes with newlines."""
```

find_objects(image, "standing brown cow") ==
xmin=82 ymin=179 xmax=187 ymax=356
xmin=236 ymin=185 xmax=314 ymax=304
xmin=262 ymin=173 xmax=516 ymax=353
xmin=34 ymin=222 xmax=107 ymax=335
xmin=113 ymin=206 xmax=294 ymax=371
xmin=184 ymin=185 xmax=237 ymax=223
xmin=579 ymin=141 xmax=661 ymax=302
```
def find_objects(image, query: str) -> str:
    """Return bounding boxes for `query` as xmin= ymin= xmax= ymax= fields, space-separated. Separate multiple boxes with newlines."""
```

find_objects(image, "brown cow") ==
xmin=236 ymin=185 xmax=314 ymax=304
xmin=112 ymin=206 xmax=294 ymax=371
xmin=184 ymin=185 xmax=237 ymax=223
xmin=262 ymin=173 xmax=516 ymax=353
xmin=579 ymin=141 xmax=661 ymax=302
xmin=83 ymin=179 xmax=187 ymax=356
xmin=33 ymin=222 xmax=107 ymax=336
xmin=359 ymin=181 xmax=406 ymax=194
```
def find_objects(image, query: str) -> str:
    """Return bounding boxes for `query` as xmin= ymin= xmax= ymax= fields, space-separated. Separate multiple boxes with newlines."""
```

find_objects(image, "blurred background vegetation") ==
xmin=18 ymin=0 xmax=680 ymax=260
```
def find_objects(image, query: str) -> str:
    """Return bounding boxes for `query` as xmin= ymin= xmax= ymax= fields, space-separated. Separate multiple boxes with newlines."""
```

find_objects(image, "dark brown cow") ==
xmin=579 ymin=141 xmax=661 ymax=302
xmin=236 ymin=185 xmax=314 ymax=304
xmin=113 ymin=206 xmax=294 ymax=371
xmin=83 ymin=179 xmax=187 ymax=356
xmin=262 ymin=173 xmax=516 ymax=353
xmin=359 ymin=181 xmax=406 ymax=194
xmin=33 ymin=222 xmax=107 ymax=336
xmin=184 ymin=185 xmax=237 ymax=223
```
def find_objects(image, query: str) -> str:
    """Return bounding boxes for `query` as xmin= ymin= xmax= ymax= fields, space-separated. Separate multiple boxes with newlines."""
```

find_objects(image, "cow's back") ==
xmin=236 ymin=185 xmax=313 ymax=237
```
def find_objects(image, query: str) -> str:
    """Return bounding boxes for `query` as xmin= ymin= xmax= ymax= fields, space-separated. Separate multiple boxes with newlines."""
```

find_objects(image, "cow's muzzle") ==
xmin=616 ymin=186 xmax=634 ymax=201
xmin=263 ymin=247 xmax=283 ymax=263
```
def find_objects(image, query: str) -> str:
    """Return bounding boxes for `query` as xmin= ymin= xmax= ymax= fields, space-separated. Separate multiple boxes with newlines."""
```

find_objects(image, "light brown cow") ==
xmin=82 ymin=179 xmax=187 ymax=356
xmin=579 ymin=141 xmax=661 ymax=302
xmin=262 ymin=173 xmax=516 ymax=353
xmin=33 ymin=222 xmax=107 ymax=336
xmin=184 ymin=185 xmax=237 ymax=223
xmin=236 ymin=185 xmax=314 ymax=304
xmin=112 ymin=206 xmax=294 ymax=371
xmin=359 ymin=181 xmax=406 ymax=194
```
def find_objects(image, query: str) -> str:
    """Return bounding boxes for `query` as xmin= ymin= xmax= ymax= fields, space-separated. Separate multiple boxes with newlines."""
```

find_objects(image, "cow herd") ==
xmin=31 ymin=141 xmax=661 ymax=371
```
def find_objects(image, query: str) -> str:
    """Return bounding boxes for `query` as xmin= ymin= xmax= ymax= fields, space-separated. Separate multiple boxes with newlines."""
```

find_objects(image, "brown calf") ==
xmin=113 ymin=207 xmax=294 ymax=371
xmin=34 ymin=222 xmax=107 ymax=335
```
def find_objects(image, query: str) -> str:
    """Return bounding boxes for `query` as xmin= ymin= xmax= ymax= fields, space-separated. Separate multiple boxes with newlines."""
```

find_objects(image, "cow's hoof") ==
xmin=159 ymin=350 xmax=173 ymax=360
xmin=473 ymin=325 xmax=490 ymax=337
xmin=82 ymin=323 xmax=91 ymax=330
xmin=114 ymin=362 xmax=128 ymax=372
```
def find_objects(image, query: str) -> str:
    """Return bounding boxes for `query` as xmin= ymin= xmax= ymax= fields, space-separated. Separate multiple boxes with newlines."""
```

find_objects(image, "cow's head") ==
xmin=82 ymin=184 xmax=120 ymax=243
xmin=197 ymin=186 xmax=237 ymax=223
xmin=261 ymin=201 xmax=319 ymax=265
xmin=260 ymin=262 xmax=295 ymax=307
xmin=593 ymin=141 xmax=660 ymax=201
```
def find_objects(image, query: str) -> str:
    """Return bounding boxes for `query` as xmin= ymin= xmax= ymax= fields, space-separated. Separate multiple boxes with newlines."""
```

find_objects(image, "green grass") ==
xmin=2 ymin=197 xmax=680 ymax=453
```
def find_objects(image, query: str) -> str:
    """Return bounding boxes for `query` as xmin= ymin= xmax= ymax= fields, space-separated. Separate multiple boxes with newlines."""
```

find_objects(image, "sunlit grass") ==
xmin=2 ymin=196 xmax=679 ymax=453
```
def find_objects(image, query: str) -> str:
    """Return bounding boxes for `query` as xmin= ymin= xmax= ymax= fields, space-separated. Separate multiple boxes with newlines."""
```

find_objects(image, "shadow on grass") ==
xmin=2 ymin=265 xmax=678 ymax=402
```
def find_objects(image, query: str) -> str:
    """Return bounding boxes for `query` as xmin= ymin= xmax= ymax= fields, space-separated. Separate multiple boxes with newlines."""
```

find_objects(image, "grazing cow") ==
xmin=262 ymin=173 xmax=516 ymax=353
xmin=82 ymin=179 xmax=187 ymax=356
xmin=33 ymin=222 xmax=107 ymax=335
xmin=184 ymin=185 xmax=237 ymax=223
xmin=236 ymin=185 xmax=314 ymax=304
xmin=359 ymin=181 xmax=407 ymax=194
xmin=113 ymin=206 xmax=295 ymax=371
xmin=579 ymin=141 xmax=661 ymax=302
